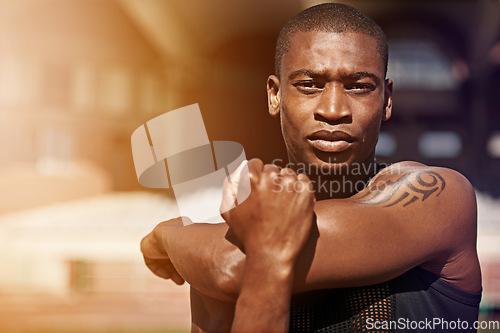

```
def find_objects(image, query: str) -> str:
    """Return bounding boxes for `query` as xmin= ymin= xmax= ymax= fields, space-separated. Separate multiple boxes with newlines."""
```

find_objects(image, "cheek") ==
xmin=279 ymin=103 xmax=310 ymax=159
xmin=358 ymin=112 xmax=383 ymax=146
xmin=280 ymin=110 xmax=298 ymax=151
xmin=280 ymin=102 xmax=305 ymax=136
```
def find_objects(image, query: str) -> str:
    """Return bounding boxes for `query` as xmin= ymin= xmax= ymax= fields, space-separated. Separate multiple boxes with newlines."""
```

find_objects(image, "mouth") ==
xmin=306 ymin=130 xmax=355 ymax=153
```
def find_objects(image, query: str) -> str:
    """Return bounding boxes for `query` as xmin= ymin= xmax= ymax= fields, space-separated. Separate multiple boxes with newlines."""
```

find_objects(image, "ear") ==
xmin=382 ymin=78 xmax=393 ymax=121
xmin=267 ymin=75 xmax=281 ymax=117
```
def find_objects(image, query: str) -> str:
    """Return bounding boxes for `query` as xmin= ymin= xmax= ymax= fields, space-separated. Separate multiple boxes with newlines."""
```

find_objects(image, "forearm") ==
xmin=164 ymin=219 xmax=244 ymax=302
xmin=191 ymin=287 xmax=236 ymax=332
xmin=232 ymin=256 xmax=294 ymax=333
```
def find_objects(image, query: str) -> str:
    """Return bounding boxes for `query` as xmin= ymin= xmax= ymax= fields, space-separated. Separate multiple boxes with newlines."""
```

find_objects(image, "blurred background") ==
xmin=0 ymin=0 xmax=499 ymax=332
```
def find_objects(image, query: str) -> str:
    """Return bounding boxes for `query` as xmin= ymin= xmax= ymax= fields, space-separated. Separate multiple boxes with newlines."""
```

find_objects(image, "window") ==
xmin=69 ymin=260 xmax=92 ymax=292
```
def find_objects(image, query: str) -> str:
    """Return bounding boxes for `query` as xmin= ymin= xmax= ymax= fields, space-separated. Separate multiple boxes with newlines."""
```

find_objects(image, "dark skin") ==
xmin=140 ymin=31 xmax=481 ymax=332
xmin=271 ymin=32 xmax=392 ymax=199
xmin=222 ymin=161 xmax=315 ymax=332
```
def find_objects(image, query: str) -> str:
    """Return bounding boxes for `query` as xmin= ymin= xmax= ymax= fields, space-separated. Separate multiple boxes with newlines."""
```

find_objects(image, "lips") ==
xmin=307 ymin=130 xmax=355 ymax=153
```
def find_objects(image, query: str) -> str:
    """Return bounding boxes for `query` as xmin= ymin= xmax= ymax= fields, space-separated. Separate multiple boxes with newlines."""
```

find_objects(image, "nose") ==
xmin=314 ymin=84 xmax=352 ymax=124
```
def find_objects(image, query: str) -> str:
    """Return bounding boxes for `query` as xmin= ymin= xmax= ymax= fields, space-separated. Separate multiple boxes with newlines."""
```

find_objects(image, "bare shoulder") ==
xmin=359 ymin=161 xmax=480 ymax=291
xmin=308 ymin=161 xmax=480 ymax=291
xmin=358 ymin=160 xmax=477 ymax=239
xmin=358 ymin=161 xmax=476 ymax=217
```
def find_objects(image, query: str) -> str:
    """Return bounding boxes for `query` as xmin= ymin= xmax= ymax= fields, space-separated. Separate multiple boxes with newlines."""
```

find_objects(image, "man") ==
xmin=140 ymin=3 xmax=482 ymax=332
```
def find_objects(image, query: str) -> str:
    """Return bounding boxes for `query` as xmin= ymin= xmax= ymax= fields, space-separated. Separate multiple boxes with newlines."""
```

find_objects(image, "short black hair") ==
xmin=275 ymin=3 xmax=388 ymax=78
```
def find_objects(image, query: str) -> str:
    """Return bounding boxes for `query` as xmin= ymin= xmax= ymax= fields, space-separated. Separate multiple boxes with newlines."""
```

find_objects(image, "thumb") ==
xmin=220 ymin=160 xmax=249 ymax=215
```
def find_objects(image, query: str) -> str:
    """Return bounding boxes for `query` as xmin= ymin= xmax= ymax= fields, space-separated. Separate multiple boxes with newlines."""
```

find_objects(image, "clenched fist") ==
xmin=220 ymin=159 xmax=315 ymax=264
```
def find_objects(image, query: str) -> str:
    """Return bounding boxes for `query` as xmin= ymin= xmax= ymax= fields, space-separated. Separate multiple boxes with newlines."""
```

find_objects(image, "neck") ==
xmin=301 ymin=160 xmax=381 ymax=200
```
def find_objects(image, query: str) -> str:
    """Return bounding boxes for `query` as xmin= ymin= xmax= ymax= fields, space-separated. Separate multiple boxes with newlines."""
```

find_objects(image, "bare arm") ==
xmin=293 ymin=164 xmax=479 ymax=292
xmin=226 ymin=162 xmax=314 ymax=332
xmin=231 ymin=256 xmax=295 ymax=333
xmin=141 ymin=161 xmax=480 ymax=302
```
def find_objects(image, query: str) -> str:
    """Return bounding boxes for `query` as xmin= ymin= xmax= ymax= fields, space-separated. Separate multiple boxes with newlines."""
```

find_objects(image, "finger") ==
xmin=263 ymin=163 xmax=281 ymax=175
xmin=165 ymin=262 xmax=185 ymax=285
xmin=220 ymin=175 xmax=235 ymax=216
xmin=141 ymin=232 xmax=168 ymax=259
xmin=144 ymin=258 xmax=172 ymax=279
xmin=295 ymin=178 xmax=313 ymax=193
xmin=280 ymin=176 xmax=297 ymax=194
xmin=228 ymin=160 xmax=249 ymax=189
xmin=297 ymin=173 xmax=310 ymax=181
xmin=278 ymin=168 xmax=298 ymax=192
xmin=144 ymin=258 xmax=185 ymax=285
xmin=280 ymin=167 xmax=297 ymax=177
xmin=247 ymin=158 xmax=264 ymax=182
xmin=221 ymin=160 xmax=248 ymax=214
xmin=235 ymin=161 xmax=252 ymax=205
xmin=262 ymin=164 xmax=281 ymax=186
xmin=296 ymin=173 xmax=311 ymax=189
xmin=296 ymin=175 xmax=315 ymax=200
xmin=141 ymin=218 xmax=183 ymax=259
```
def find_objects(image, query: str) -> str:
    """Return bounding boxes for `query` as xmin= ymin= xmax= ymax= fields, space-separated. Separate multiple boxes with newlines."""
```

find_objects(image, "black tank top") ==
xmin=289 ymin=267 xmax=481 ymax=332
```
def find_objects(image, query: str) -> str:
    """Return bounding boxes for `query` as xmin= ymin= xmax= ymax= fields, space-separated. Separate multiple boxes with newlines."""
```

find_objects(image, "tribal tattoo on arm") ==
xmin=357 ymin=170 xmax=446 ymax=208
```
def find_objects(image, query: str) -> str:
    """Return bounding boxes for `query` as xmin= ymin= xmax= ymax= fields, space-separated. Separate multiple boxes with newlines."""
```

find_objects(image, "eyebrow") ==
xmin=347 ymin=71 xmax=381 ymax=84
xmin=288 ymin=69 xmax=381 ymax=84
xmin=288 ymin=69 xmax=321 ymax=80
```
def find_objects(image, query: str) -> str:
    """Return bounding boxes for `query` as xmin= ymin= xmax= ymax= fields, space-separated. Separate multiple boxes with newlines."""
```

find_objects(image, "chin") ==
xmin=310 ymin=148 xmax=354 ymax=166
xmin=287 ymin=153 xmax=348 ymax=178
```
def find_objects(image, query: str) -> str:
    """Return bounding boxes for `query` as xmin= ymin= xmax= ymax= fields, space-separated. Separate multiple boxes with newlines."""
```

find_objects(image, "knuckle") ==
xmin=297 ymin=180 xmax=313 ymax=194
xmin=297 ymin=173 xmax=310 ymax=181
xmin=263 ymin=163 xmax=280 ymax=174
xmin=248 ymin=158 xmax=264 ymax=170
xmin=282 ymin=175 xmax=298 ymax=185
xmin=247 ymin=161 xmax=263 ymax=182
xmin=281 ymin=167 xmax=297 ymax=176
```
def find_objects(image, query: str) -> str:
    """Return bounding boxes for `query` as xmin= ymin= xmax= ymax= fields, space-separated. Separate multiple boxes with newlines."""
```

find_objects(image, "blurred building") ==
xmin=0 ymin=192 xmax=191 ymax=332
xmin=0 ymin=0 xmax=499 ymax=332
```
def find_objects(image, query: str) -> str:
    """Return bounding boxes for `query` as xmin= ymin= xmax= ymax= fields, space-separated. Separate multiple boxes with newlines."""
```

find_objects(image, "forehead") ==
xmin=282 ymin=31 xmax=384 ymax=78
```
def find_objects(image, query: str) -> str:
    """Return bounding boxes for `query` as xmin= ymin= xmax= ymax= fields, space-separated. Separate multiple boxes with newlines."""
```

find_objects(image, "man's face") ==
xmin=267 ymin=31 xmax=393 ymax=173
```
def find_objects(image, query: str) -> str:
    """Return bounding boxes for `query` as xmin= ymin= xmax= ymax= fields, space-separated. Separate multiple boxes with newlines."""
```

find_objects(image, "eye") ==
xmin=293 ymin=81 xmax=324 ymax=94
xmin=345 ymin=83 xmax=375 ymax=94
